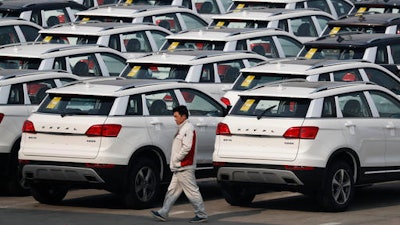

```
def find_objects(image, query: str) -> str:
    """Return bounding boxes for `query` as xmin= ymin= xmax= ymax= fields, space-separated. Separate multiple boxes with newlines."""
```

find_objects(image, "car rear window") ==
xmin=231 ymin=96 xmax=310 ymax=118
xmin=38 ymin=94 xmax=115 ymax=116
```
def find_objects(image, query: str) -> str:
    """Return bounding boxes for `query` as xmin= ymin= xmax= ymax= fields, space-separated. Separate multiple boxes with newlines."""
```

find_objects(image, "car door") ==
xmin=176 ymin=88 xmax=226 ymax=167
xmin=367 ymin=90 xmax=400 ymax=168
xmin=337 ymin=91 xmax=386 ymax=168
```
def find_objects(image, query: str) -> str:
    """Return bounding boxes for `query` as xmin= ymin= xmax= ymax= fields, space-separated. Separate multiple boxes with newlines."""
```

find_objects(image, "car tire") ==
xmin=220 ymin=183 xmax=255 ymax=206
xmin=318 ymin=161 xmax=354 ymax=212
xmin=124 ymin=158 xmax=161 ymax=209
xmin=31 ymin=183 xmax=68 ymax=204
xmin=4 ymin=144 xmax=30 ymax=196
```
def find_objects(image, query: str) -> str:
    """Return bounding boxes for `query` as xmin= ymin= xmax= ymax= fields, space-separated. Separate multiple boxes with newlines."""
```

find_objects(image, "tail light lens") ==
xmin=22 ymin=120 xmax=36 ymax=133
xmin=220 ymin=97 xmax=231 ymax=106
xmin=216 ymin=122 xmax=231 ymax=135
xmin=0 ymin=113 xmax=3 ymax=124
xmin=85 ymin=124 xmax=122 ymax=137
xmin=283 ymin=126 xmax=319 ymax=139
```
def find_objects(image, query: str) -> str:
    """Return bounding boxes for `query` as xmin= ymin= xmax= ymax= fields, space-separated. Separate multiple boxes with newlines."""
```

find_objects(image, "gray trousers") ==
xmin=158 ymin=169 xmax=207 ymax=219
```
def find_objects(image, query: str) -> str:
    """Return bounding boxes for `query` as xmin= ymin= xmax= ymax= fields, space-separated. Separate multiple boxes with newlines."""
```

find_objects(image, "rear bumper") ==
xmin=20 ymin=161 xmax=127 ymax=192
xmin=215 ymin=163 xmax=324 ymax=192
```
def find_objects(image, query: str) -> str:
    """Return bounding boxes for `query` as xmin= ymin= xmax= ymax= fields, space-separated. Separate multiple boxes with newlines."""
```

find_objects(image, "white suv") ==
xmin=119 ymin=49 xmax=267 ymax=99
xmin=213 ymin=80 xmax=400 ymax=211
xmin=0 ymin=70 xmax=80 ymax=195
xmin=19 ymin=78 xmax=227 ymax=209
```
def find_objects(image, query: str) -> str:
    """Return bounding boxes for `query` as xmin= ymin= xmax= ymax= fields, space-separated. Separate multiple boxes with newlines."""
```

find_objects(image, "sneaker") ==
xmin=151 ymin=210 xmax=166 ymax=222
xmin=189 ymin=216 xmax=207 ymax=223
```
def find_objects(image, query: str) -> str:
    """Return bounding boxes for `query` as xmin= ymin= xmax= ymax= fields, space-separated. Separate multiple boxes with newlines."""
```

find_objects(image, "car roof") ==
xmin=0 ymin=17 xmax=43 ymax=29
xmin=126 ymin=50 xmax=267 ymax=65
xmin=39 ymin=21 xmax=172 ymax=36
xmin=355 ymin=0 xmax=400 ymax=8
xmin=0 ymin=0 xmax=86 ymax=11
xmin=76 ymin=4 xmax=199 ymax=18
xmin=240 ymin=80 xmax=386 ymax=99
xmin=0 ymin=69 xmax=81 ymax=86
xmin=166 ymin=27 xmax=299 ymax=41
xmin=213 ymin=8 xmax=334 ymax=21
xmin=46 ymin=77 xmax=217 ymax=98
xmin=240 ymin=58 xmax=392 ymax=75
xmin=0 ymin=43 xmax=126 ymax=59
xmin=304 ymin=33 xmax=400 ymax=48
xmin=329 ymin=13 xmax=400 ymax=26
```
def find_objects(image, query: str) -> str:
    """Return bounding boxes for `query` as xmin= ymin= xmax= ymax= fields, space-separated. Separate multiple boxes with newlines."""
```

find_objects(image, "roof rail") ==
xmin=315 ymin=31 xmax=364 ymax=41
xmin=116 ymin=79 xmax=185 ymax=92
xmin=61 ymin=76 xmax=125 ymax=88
xmin=311 ymin=81 xmax=374 ymax=93
xmin=308 ymin=59 xmax=371 ymax=70
xmin=0 ymin=69 xmax=69 ymax=81
xmin=252 ymin=78 xmax=308 ymax=90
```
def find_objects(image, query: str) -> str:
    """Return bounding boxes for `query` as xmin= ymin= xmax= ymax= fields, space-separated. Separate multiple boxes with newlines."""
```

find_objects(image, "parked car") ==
xmin=213 ymin=80 xmax=400 ymax=211
xmin=118 ymin=0 xmax=232 ymax=22
xmin=74 ymin=0 xmax=119 ymax=8
xmin=36 ymin=22 xmax=172 ymax=58
xmin=297 ymin=33 xmax=400 ymax=75
xmin=0 ymin=18 xmax=43 ymax=46
xmin=209 ymin=8 xmax=335 ymax=42
xmin=160 ymin=27 xmax=303 ymax=58
xmin=350 ymin=0 xmax=400 ymax=14
xmin=321 ymin=13 xmax=400 ymax=36
xmin=222 ymin=58 xmax=400 ymax=106
xmin=228 ymin=0 xmax=354 ymax=19
xmin=0 ymin=69 xmax=81 ymax=195
xmin=0 ymin=0 xmax=87 ymax=28
xmin=75 ymin=5 xmax=208 ymax=33
xmin=119 ymin=49 xmax=267 ymax=99
xmin=19 ymin=78 xmax=227 ymax=209
xmin=0 ymin=43 xmax=128 ymax=77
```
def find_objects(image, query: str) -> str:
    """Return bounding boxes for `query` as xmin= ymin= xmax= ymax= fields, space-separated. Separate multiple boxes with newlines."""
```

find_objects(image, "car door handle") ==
xmin=196 ymin=123 xmax=207 ymax=127
xmin=386 ymin=124 xmax=395 ymax=129
xmin=150 ymin=121 xmax=163 ymax=125
xmin=344 ymin=122 xmax=355 ymax=127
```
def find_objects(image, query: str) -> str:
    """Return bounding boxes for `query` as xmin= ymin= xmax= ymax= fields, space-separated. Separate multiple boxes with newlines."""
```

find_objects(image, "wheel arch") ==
xmin=326 ymin=148 xmax=360 ymax=183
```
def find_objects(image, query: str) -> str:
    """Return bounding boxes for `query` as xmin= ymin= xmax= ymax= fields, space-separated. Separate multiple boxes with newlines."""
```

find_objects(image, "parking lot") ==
xmin=1 ymin=178 xmax=400 ymax=225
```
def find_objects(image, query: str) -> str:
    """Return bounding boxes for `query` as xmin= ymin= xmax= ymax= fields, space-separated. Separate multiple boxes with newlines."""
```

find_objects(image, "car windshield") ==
xmin=299 ymin=47 xmax=365 ymax=60
xmin=38 ymin=34 xmax=99 ymax=45
xmin=38 ymin=94 xmax=115 ymax=116
xmin=210 ymin=19 xmax=268 ymax=28
xmin=0 ymin=57 xmax=41 ymax=69
xmin=231 ymin=96 xmax=310 ymax=118
xmin=322 ymin=25 xmax=386 ymax=36
xmin=161 ymin=40 xmax=225 ymax=51
xmin=120 ymin=64 xmax=190 ymax=80
xmin=232 ymin=73 xmax=306 ymax=91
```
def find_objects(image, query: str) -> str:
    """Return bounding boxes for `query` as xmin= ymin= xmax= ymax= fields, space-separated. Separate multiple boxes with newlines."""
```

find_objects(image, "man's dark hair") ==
xmin=173 ymin=105 xmax=189 ymax=118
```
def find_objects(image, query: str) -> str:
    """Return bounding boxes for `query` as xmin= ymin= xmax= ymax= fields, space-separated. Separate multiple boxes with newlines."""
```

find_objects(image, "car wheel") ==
xmin=31 ymin=183 xmax=68 ymax=204
xmin=220 ymin=183 xmax=255 ymax=206
xmin=124 ymin=158 xmax=161 ymax=209
xmin=318 ymin=161 xmax=354 ymax=212
xmin=4 ymin=144 xmax=30 ymax=196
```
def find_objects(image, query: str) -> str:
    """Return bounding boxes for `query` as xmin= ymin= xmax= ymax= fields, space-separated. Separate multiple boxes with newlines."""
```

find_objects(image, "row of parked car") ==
xmin=1 ymin=0 xmax=400 ymax=213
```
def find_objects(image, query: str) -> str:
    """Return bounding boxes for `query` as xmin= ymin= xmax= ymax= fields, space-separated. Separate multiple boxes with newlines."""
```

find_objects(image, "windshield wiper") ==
xmin=60 ymin=111 xmax=88 ymax=118
xmin=257 ymin=105 xmax=276 ymax=120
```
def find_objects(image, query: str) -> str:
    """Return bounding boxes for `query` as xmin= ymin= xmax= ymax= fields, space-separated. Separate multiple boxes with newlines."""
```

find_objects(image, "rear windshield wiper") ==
xmin=60 ymin=110 xmax=89 ymax=117
xmin=257 ymin=105 xmax=276 ymax=120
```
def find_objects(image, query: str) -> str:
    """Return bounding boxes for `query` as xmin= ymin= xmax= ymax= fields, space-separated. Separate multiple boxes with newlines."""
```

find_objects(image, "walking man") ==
xmin=151 ymin=105 xmax=208 ymax=223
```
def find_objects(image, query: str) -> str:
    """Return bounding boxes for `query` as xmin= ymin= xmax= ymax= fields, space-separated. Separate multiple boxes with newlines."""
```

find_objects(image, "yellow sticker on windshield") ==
xmin=357 ymin=7 xmax=367 ymax=13
xmin=236 ymin=3 xmax=245 ymax=9
xmin=304 ymin=48 xmax=317 ymax=59
xmin=216 ymin=21 xmax=225 ymax=27
xmin=127 ymin=66 xmax=141 ymax=77
xmin=46 ymin=97 xmax=61 ymax=109
xmin=329 ymin=27 xmax=341 ymax=35
xmin=81 ymin=17 xmax=90 ymax=23
xmin=240 ymin=99 xmax=255 ymax=112
xmin=241 ymin=75 xmax=255 ymax=87
xmin=125 ymin=0 xmax=132 ymax=5
xmin=168 ymin=42 xmax=179 ymax=51
xmin=43 ymin=36 xmax=53 ymax=42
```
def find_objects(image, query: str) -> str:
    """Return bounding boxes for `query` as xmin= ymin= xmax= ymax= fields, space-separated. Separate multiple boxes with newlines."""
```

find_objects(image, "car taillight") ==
xmin=0 ymin=113 xmax=3 ymax=124
xmin=220 ymin=97 xmax=231 ymax=106
xmin=216 ymin=122 xmax=231 ymax=135
xmin=283 ymin=126 xmax=319 ymax=139
xmin=22 ymin=120 xmax=36 ymax=133
xmin=85 ymin=124 xmax=121 ymax=137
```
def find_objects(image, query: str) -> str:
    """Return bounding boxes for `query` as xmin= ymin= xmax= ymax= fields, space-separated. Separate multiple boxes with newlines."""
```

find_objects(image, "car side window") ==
xmin=376 ymin=46 xmax=388 ymax=64
xmin=276 ymin=35 xmax=302 ymax=57
xmin=99 ymin=53 xmax=127 ymax=76
xmin=365 ymin=68 xmax=400 ymax=95
xmin=216 ymin=60 xmax=244 ymax=83
xmin=180 ymin=88 xmax=225 ymax=116
xmin=390 ymin=43 xmax=400 ymax=64
xmin=331 ymin=0 xmax=353 ymax=17
xmin=338 ymin=92 xmax=372 ymax=118
xmin=53 ymin=57 xmax=67 ymax=71
xmin=200 ymin=63 xmax=215 ymax=83
xmin=8 ymin=83 xmax=24 ymax=104
xmin=19 ymin=25 xmax=40 ymax=42
xmin=332 ymin=69 xmax=362 ymax=82
xmin=180 ymin=13 xmax=208 ymax=31
xmin=26 ymin=79 xmax=57 ymax=104
xmin=0 ymin=26 xmax=19 ymax=45
xmin=195 ymin=0 xmax=220 ymax=14
xmin=307 ymin=0 xmax=331 ymax=15
xmin=291 ymin=17 xmax=317 ymax=37
xmin=154 ymin=14 xmax=181 ymax=33
xmin=43 ymin=9 xmax=70 ymax=27
xmin=145 ymin=90 xmax=179 ymax=116
xmin=108 ymin=34 xmax=121 ymax=51
xmin=248 ymin=37 xmax=278 ymax=58
xmin=369 ymin=90 xmax=400 ymax=118
xmin=149 ymin=30 xmax=170 ymax=50
xmin=126 ymin=94 xmax=143 ymax=115
xmin=68 ymin=54 xmax=101 ymax=77
xmin=322 ymin=96 xmax=337 ymax=118
xmin=122 ymin=31 xmax=151 ymax=52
